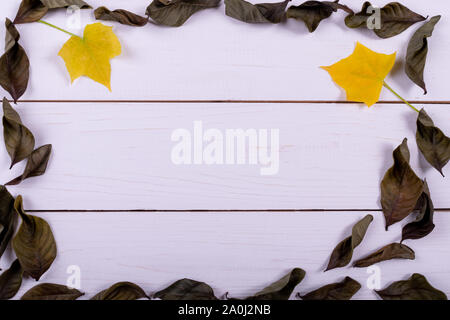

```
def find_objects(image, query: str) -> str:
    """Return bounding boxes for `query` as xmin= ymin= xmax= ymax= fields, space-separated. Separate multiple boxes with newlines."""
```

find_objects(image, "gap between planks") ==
xmin=26 ymin=209 xmax=450 ymax=213
xmin=10 ymin=100 xmax=450 ymax=105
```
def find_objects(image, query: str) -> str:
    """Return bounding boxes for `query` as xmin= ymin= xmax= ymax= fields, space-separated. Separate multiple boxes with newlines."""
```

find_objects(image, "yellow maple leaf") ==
xmin=58 ymin=23 xmax=121 ymax=91
xmin=321 ymin=42 xmax=396 ymax=107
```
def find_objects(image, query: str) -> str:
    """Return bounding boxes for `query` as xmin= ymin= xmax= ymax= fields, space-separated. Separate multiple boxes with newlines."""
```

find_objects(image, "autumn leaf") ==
xmin=325 ymin=214 xmax=373 ymax=271
xmin=322 ymin=42 xmax=396 ymax=107
xmin=58 ymin=23 xmax=121 ymax=90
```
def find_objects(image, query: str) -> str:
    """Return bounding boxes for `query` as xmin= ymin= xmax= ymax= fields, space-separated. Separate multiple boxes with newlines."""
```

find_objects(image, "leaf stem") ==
xmin=383 ymin=81 xmax=419 ymax=113
xmin=37 ymin=20 xmax=79 ymax=38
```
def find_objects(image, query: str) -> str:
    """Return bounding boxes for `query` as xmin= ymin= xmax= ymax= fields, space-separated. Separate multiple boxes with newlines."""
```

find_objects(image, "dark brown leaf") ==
xmin=39 ymin=0 xmax=91 ymax=9
xmin=14 ymin=0 xmax=49 ymax=24
xmin=12 ymin=195 xmax=57 ymax=281
xmin=21 ymin=283 xmax=83 ymax=300
xmin=91 ymin=282 xmax=148 ymax=300
xmin=0 ymin=20 xmax=30 ymax=103
xmin=94 ymin=7 xmax=148 ymax=27
xmin=245 ymin=268 xmax=306 ymax=300
xmin=406 ymin=16 xmax=440 ymax=94
xmin=381 ymin=139 xmax=423 ymax=230
xmin=154 ymin=278 xmax=218 ymax=300
xmin=2 ymin=98 xmax=35 ymax=168
xmin=353 ymin=243 xmax=415 ymax=268
xmin=0 ymin=186 xmax=18 ymax=260
xmin=325 ymin=214 xmax=373 ymax=271
xmin=416 ymin=109 xmax=449 ymax=176
xmin=376 ymin=273 xmax=447 ymax=300
xmin=0 ymin=259 xmax=23 ymax=300
xmin=287 ymin=0 xmax=353 ymax=32
xmin=345 ymin=2 xmax=426 ymax=39
xmin=146 ymin=0 xmax=221 ymax=27
xmin=298 ymin=276 xmax=361 ymax=300
xmin=402 ymin=180 xmax=435 ymax=242
xmin=6 ymin=144 xmax=52 ymax=186
xmin=14 ymin=0 xmax=91 ymax=24
xmin=225 ymin=0 xmax=290 ymax=24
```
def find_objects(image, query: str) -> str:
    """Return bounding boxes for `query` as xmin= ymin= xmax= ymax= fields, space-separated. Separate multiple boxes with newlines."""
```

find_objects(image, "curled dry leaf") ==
xmin=14 ymin=0 xmax=48 ymax=24
xmin=94 ymin=7 xmax=149 ymax=27
xmin=6 ymin=144 xmax=52 ymax=186
xmin=376 ymin=273 xmax=447 ymax=300
xmin=146 ymin=0 xmax=221 ymax=27
xmin=58 ymin=23 xmax=121 ymax=91
xmin=0 ymin=186 xmax=18 ymax=260
xmin=402 ymin=180 xmax=435 ymax=242
xmin=244 ymin=268 xmax=306 ymax=300
xmin=345 ymin=2 xmax=426 ymax=39
xmin=21 ymin=283 xmax=83 ymax=300
xmin=154 ymin=278 xmax=218 ymax=300
xmin=381 ymin=139 xmax=424 ymax=230
xmin=353 ymin=243 xmax=415 ymax=268
xmin=286 ymin=0 xmax=353 ymax=33
xmin=91 ymin=282 xmax=148 ymax=300
xmin=225 ymin=0 xmax=290 ymax=24
xmin=416 ymin=109 xmax=450 ymax=177
xmin=406 ymin=16 xmax=441 ymax=94
xmin=2 ymin=98 xmax=35 ymax=169
xmin=325 ymin=214 xmax=373 ymax=271
xmin=12 ymin=195 xmax=57 ymax=281
xmin=298 ymin=277 xmax=361 ymax=300
xmin=0 ymin=260 xmax=23 ymax=300
xmin=14 ymin=0 xmax=91 ymax=24
xmin=0 ymin=20 xmax=30 ymax=103
xmin=321 ymin=42 xmax=396 ymax=107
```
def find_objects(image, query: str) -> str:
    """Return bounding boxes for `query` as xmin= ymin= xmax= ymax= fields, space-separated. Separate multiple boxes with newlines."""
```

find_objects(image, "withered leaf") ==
xmin=154 ymin=278 xmax=218 ymax=300
xmin=325 ymin=214 xmax=373 ymax=271
xmin=39 ymin=0 xmax=91 ymax=9
xmin=353 ymin=243 xmax=415 ymax=268
xmin=416 ymin=109 xmax=449 ymax=177
xmin=94 ymin=7 xmax=149 ymax=27
xmin=0 ymin=259 xmax=23 ymax=300
xmin=12 ymin=195 xmax=57 ymax=281
xmin=245 ymin=268 xmax=306 ymax=300
xmin=298 ymin=276 xmax=361 ymax=300
xmin=345 ymin=2 xmax=426 ymax=39
xmin=0 ymin=186 xmax=18 ymax=259
xmin=286 ymin=0 xmax=353 ymax=33
xmin=225 ymin=0 xmax=290 ymax=24
xmin=0 ymin=20 xmax=30 ymax=103
xmin=14 ymin=0 xmax=91 ymax=24
xmin=6 ymin=144 xmax=52 ymax=186
xmin=406 ymin=16 xmax=441 ymax=94
xmin=376 ymin=273 xmax=447 ymax=300
xmin=146 ymin=0 xmax=221 ymax=27
xmin=2 ymin=98 xmax=35 ymax=168
xmin=91 ymin=282 xmax=148 ymax=300
xmin=21 ymin=283 xmax=83 ymax=300
xmin=14 ymin=0 xmax=48 ymax=24
xmin=402 ymin=180 xmax=435 ymax=242
xmin=381 ymin=139 xmax=423 ymax=230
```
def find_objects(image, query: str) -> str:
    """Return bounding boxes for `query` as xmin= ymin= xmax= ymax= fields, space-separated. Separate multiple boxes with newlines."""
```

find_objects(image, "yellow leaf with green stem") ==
xmin=57 ymin=22 xmax=121 ymax=90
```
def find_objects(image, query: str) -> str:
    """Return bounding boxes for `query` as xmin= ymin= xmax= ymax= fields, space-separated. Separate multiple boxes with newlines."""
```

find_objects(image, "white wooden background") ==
xmin=0 ymin=0 xmax=449 ymax=300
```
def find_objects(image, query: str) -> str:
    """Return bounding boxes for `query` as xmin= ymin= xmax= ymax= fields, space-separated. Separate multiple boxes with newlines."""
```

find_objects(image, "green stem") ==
xmin=383 ymin=81 xmax=419 ymax=113
xmin=38 ymin=20 xmax=79 ymax=38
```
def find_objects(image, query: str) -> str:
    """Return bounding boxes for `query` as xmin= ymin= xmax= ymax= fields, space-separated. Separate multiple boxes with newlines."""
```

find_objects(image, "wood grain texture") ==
xmin=0 ymin=0 xmax=448 ymax=101
xmin=1 ymin=210 xmax=448 ymax=300
xmin=1 ymin=102 xmax=448 ymax=211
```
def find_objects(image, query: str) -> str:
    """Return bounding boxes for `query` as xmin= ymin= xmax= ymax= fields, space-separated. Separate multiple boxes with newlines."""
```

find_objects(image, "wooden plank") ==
xmin=1 ymin=102 xmax=449 ymax=210
xmin=4 ymin=210 xmax=449 ymax=300
xmin=0 ymin=0 xmax=448 ymax=101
